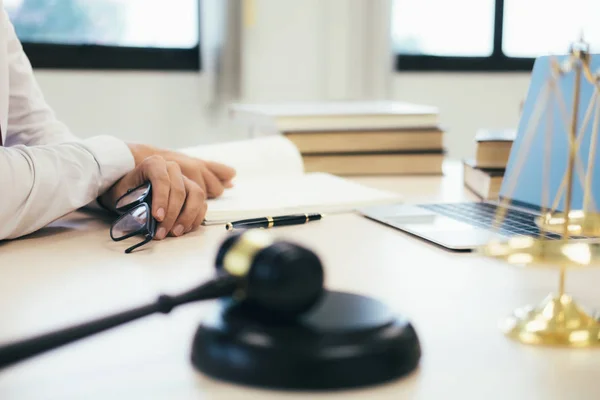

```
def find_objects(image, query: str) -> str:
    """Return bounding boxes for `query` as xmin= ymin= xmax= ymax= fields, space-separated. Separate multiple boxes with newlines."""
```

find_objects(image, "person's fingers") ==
xmin=188 ymin=202 xmax=208 ymax=233
xmin=187 ymin=165 xmax=207 ymax=193
xmin=202 ymin=167 xmax=225 ymax=198
xmin=206 ymin=161 xmax=236 ymax=183
xmin=155 ymin=162 xmax=186 ymax=240
xmin=171 ymin=177 xmax=206 ymax=236
xmin=139 ymin=155 xmax=170 ymax=222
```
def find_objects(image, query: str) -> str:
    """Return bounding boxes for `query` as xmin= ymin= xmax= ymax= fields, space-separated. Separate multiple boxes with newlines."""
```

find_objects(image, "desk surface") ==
xmin=1 ymin=162 xmax=600 ymax=400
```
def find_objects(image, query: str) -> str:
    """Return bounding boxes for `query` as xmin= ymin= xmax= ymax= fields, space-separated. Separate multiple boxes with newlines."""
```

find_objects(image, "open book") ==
xmin=179 ymin=136 xmax=402 ymax=225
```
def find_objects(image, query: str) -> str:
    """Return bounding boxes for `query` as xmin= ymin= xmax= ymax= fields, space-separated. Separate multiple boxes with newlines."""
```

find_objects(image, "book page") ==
xmin=177 ymin=135 xmax=401 ymax=225
xmin=203 ymin=172 xmax=402 ymax=224
xmin=230 ymin=101 xmax=440 ymax=132
xmin=178 ymin=135 xmax=304 ymax=180
xmin=230 ymin=101 xmax=439 ymax=117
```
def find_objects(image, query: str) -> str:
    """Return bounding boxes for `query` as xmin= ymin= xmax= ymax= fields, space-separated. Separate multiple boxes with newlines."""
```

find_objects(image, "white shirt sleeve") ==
xmin=0 ymin=138 xmax=134 ymax=239
xmin=0 ymin=11 xmax=135 ymax=240
xmin=3 ymin=8 xmax=82 ymax=147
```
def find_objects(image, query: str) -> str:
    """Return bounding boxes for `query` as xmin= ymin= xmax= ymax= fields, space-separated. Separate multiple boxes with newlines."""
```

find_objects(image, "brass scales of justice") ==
xmin=479 ymin=37 xmax=600 ymax=347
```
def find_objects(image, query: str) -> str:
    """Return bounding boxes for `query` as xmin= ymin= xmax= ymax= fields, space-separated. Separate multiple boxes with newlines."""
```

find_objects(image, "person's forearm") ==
xmin=0 ymin=138 xmax=133 ymax=240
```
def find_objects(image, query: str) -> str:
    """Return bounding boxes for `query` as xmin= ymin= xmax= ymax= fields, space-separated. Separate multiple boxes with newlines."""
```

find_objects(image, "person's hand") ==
xmin=163 ymin=152 xmax=236 ymax=198
xmin=127 ymin=143 xmax=236 ymax=199
xmin=100 ymin=155 xmax=207 ymax=240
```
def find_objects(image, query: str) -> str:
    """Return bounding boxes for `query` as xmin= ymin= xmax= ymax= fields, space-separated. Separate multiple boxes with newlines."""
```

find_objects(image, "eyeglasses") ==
xmin=110 ymin=182 xmax=156 ymax=254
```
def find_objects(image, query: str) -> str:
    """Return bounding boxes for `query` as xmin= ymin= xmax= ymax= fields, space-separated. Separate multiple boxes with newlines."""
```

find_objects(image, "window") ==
xmin=4 ymin=0 xmax=201 ymax=70
xmin=392 ymin=0 xmax=600 ymax=71
xmin=503 ymin=0 xmax=600 ymax=58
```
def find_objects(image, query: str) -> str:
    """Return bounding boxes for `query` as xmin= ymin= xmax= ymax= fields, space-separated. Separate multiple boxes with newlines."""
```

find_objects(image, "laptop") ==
xmin=359 ymin=53 xmax=600 ymax=251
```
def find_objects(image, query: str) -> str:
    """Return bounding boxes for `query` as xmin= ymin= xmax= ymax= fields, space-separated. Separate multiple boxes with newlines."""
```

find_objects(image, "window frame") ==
xmin=394 ymin=0 xmax=535 ymax=72
xmin=21 ymin=43 xmax=201 ymax=71
xmin=10 ymin=1 xmax=202 ymax=72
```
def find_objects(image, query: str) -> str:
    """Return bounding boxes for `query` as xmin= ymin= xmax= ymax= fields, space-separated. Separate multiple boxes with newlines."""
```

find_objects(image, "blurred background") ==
xmin=5 ymin=0 xmax=599 ymax=160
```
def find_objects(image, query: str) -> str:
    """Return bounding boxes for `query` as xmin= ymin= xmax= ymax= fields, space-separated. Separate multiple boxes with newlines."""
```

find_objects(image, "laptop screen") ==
xmin=500 ymin=53 xmax=600 ymax=213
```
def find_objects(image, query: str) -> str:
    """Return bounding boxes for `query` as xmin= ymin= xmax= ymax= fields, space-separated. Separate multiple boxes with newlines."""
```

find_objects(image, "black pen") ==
xmin=225 ymin=213 xmax=323 ymax=231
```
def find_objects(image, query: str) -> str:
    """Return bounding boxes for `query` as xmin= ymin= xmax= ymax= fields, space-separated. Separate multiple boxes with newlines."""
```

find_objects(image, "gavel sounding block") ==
xmin=191 ymin=290 xmax=421 ymax=390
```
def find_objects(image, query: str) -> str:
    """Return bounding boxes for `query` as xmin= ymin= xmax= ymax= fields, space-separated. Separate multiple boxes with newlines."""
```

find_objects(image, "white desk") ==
xmin=1 ymin=163 xmax=600 ymax=400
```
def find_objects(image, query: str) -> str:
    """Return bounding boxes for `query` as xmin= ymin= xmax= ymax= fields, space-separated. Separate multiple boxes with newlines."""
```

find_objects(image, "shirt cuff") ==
xmin=80 ymin=135 xmax=135 ymax=194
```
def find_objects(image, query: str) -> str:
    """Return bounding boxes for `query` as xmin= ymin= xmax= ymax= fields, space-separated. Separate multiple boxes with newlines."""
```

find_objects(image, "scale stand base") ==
xmin=501 ymin=293 xmax=600 ymax=347
xmin=190 ymin=290 xmax=421 ymax=391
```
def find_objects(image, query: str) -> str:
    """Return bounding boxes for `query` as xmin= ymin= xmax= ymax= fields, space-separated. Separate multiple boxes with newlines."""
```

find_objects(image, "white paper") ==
xmin=178 ymin=136 xmax=402 ymax=224
xmin=202 ymin=172 xmax=402 ymax=224
xmin=179 ymin=135 xmax=304 ymax=181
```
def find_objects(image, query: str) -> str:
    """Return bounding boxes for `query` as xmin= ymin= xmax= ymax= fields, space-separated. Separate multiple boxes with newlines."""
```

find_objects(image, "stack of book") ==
xmin=229 ymin=101 xmax=445 ymax=175
xmin=463 ymin=128 xmax=516 ymax=200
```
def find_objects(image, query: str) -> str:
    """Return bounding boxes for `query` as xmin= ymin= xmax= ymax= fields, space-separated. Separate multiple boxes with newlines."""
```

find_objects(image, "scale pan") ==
xmin=535 ymin=210 xmax=600 ymax=237
xmin=480 ymin=236 xmax=600 ymax=268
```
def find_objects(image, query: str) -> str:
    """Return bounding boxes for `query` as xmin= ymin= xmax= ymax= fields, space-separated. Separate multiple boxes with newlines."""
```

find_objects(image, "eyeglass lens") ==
xmin=111 ymin=205 xmax=149 ymax=240
xmin=116 ymin=185 xmax=151 ymax=210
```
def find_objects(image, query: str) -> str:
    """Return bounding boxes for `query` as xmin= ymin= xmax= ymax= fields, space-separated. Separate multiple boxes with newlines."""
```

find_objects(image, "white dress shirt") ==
xmin=0 ymin=8 xmax=135 ymax=240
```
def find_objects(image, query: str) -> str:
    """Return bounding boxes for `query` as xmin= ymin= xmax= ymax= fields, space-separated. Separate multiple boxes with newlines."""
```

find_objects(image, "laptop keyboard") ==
xmin=420 ymin=202 xmax=567 ymax=239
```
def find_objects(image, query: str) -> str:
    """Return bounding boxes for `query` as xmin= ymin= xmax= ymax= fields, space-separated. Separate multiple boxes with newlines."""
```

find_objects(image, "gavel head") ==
xmin=215 ymin=230 xmax=325 ymax=317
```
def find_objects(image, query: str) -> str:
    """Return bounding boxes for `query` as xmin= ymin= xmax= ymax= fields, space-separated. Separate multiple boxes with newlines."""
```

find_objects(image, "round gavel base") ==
xmin=191 ymin=290 xmax=421 ymax=391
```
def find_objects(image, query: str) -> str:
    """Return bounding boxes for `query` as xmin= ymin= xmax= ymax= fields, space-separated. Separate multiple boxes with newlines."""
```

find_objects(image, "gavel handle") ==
xmin=0 ymin=300 xmax=165 ymax=370
xmin=0 ymin=276 xmax=239 ymax=370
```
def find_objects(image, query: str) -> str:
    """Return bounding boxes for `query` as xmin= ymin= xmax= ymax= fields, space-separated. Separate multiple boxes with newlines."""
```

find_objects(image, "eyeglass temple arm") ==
xmin=125 ymin=235 xmax=153 ymax=254
xmin=124 ymin=214 xmax=156 ymax=254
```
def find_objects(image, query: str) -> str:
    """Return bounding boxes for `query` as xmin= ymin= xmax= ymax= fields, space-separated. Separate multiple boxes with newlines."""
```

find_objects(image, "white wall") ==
xmin=29 ymin=0 xmax=534 ymax=161
xmin=239 ymin=0 xmax=326 ymax=102
xmin=237 ymin=0 xmax=393 ymax=102
xmin=236 ymin=0 xmax=534 ymax=160
xmin=31 ymin=70 xmax=532 ymax=161
xmin=32 ymin=70 xmax=231 ymax=150
xmin=393 ymin=73 xmax=532 ymax=159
